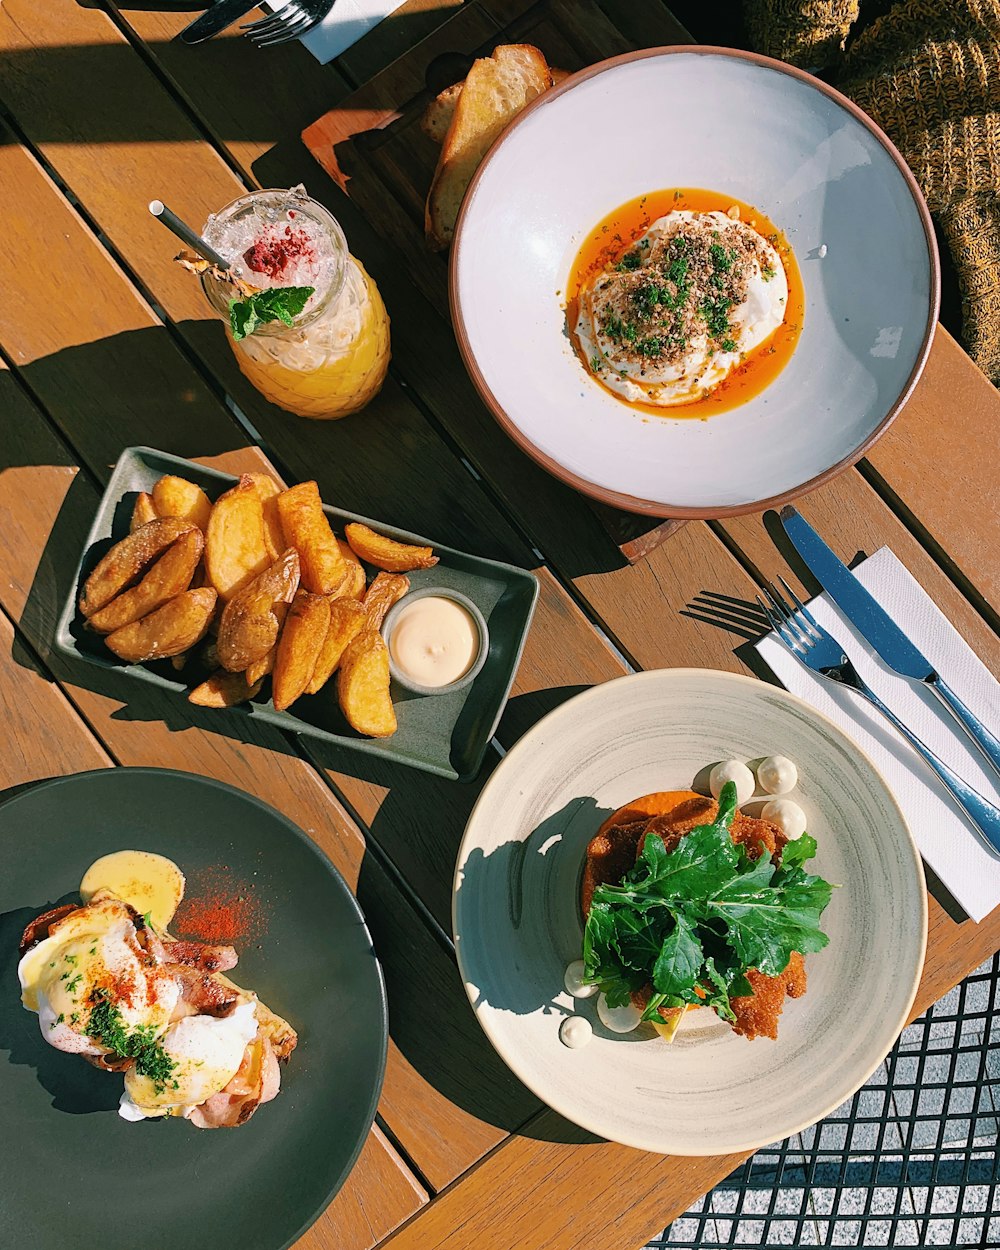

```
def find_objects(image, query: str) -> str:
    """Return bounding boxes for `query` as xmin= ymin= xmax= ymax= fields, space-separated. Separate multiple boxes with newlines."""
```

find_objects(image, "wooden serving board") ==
xmin=302 ymin=0 xmax=693 ymax=562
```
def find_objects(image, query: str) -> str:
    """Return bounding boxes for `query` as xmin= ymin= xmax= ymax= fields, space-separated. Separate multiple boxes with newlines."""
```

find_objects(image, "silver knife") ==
xmin=179 ymin=0 xmax=260 ymax=43
xmin=779 ymin=505 xmax=1000 ymax=783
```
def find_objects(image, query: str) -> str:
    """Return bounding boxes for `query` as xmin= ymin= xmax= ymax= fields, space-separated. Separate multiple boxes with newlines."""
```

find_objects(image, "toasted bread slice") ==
xmin=421 ymin=81 xmax=463 ymax=143
xmin=425 ymin=44 xmax=552 ymax=251
xmin=421 ymin=66 xmax=570 ymax=146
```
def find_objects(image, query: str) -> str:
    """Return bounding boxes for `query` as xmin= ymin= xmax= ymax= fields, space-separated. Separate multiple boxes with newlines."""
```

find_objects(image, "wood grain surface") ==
xmin=0 ymin=0 xmax=997 ymax=1248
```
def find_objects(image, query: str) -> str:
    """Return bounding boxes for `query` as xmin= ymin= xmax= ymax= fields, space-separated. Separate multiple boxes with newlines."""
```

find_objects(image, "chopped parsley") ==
xmin=590 ymin=354 xmax=604 ymax=371
xmin=85 ymin=989 xmax=178 ymax=1095
xmin=721 ymin=337 xmax=738 ymax=353
xmin=700 ymin=294 xmax=734 ymax=339
xmin=49 ymin=1013 xmax=65 ymax=1030
xmin=64 ymin=953 xmax=78 ymax=966
xmin=614 ymin=251 xmax=642 ymax=273
xmin=65 ymin=973 xmax=82 ymax=994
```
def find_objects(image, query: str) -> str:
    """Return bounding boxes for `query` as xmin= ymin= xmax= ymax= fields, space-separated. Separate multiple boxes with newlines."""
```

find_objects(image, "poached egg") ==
xmin=17 ymin=895 xmax=180 ymax=1056
xmin=120 ymin=999 xmax=259 ymax=1120
xmin=575 ymin=210 xmax=788 ymax=407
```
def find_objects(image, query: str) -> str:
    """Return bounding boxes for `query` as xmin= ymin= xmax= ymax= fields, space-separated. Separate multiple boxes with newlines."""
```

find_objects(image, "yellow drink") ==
xmin=203 ymin=188 xmax=391 ymax=420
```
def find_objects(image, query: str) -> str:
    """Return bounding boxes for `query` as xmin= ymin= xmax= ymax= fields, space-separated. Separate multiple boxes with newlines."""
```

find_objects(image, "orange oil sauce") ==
xmin=564 ymin=188 xmax=804 ymax=420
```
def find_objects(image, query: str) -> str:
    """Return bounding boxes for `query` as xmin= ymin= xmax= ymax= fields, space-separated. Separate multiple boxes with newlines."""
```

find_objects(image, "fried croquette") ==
xmin=581 ymin=788 xmax=803 ymax=1041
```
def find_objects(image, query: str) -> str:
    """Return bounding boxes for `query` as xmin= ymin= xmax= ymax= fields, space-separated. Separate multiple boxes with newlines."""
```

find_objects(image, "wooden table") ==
xmin=1 ymin=2 xmax=998 ymax=1247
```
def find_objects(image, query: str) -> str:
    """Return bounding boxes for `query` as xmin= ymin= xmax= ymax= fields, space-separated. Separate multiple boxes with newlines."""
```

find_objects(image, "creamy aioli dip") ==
xmin=388 ymin=595 xmax=480 ymax=688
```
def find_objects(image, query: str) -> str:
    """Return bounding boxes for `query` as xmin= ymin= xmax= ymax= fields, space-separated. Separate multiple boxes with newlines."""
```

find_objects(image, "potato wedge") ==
xmin=205 ymin=475 xmax=271 ymax=600
xmin=306 ymin=598 xmax=366 ymax=695
xmin=130 ymin=492 xmax=158 ymax=532
xmin=87 ymin=529 xmax=204 ymax=634
xmin=362 ymin=572 xmax=410 ymax=630
xmin=80 ymin=516 xmax=196 ymax=617
xmin=338 ymin=631 xmax=397 ymax=738
xmin=272 ymin=589 xmax=331 ymax=712
xmin=189 ymin=670 xmax=263 ymax=708
xmin=344 ymin=522 xmax=438 ymax=573
xmin=332 ymin=539 xmax=367 ymax=602
xmin=246 ymin=472 xmax=286 ymax=562
xmin=216 ymin=548 xmax=300 ymax=673
xmin=152 ymin=475 xmax=213 ymax=532
xmin=105 ymin=588 xmax=217 ymax=662
xmin=275 ymin=481 xmax=346 ymax=596
xmin=245 ymin=649 xmax=276 ymax=687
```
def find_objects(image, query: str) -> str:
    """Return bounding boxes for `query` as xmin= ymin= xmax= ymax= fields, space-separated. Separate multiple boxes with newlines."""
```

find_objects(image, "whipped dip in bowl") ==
xmin=382 ymin=587 xmax=489 ymax=697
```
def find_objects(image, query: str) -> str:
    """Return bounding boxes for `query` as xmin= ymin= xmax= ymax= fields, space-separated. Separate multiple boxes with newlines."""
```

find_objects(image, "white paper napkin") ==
xmin=755 ymin=547 xmax=1000 ymax=922
xmin=266 ymin=0 xmax=407 ymax=64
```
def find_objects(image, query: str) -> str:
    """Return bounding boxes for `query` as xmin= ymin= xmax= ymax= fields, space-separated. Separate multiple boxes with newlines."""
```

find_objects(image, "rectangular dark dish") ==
xmin=55 ymin=447 xmax=539 ymax=781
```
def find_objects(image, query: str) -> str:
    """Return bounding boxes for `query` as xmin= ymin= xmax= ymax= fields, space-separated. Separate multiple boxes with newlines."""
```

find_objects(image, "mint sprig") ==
xmin=228 ymin=285 xmax=315 ymax=341
xmin=582 ymin=781 xmax=836 ymax=1024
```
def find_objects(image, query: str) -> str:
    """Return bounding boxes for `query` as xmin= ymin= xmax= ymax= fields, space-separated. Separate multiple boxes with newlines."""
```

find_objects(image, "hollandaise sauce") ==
xmin=80 ymin=850 xmax=185 ymax=931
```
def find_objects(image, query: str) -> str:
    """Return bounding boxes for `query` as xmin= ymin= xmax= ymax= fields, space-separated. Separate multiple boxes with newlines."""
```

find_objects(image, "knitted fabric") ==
xmin=744 ymin=0 xmax=1000 ymax=383
xmin=743 ymin=0 xmax=860 ymax=66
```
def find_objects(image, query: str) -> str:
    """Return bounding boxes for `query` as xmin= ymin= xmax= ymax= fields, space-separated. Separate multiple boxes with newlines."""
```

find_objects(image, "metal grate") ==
xmin=646 ymin=954 xmax=1000 ymax=1248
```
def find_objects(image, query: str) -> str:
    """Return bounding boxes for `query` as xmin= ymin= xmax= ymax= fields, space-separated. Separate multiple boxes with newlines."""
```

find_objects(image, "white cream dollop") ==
xmin=597 ymin=994 xmax=643 ymax=1034
xmin=756 ymin=755 xmax=798 ymax=795
xmin=762 ymin=798 xmax=808 ymax=839
xmin=709 ymin=760 xmax=755 ymax=807
xmin=564 ymin=959 xmax=598 ymax=999
xmin=559 ymin=1015 xmax=593 ymax=1049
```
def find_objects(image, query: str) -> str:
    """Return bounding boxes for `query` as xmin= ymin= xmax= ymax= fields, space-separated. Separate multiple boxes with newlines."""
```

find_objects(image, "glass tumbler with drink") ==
xmin=200 ymin=186 xmax=390 ymax=420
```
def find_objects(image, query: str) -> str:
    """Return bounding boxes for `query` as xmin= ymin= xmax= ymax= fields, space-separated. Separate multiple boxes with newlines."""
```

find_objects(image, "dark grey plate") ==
xmin=55 ymin=447 xmax=540 ymax=781
xmin=0 ymin=768 xmax=387 ymax=1250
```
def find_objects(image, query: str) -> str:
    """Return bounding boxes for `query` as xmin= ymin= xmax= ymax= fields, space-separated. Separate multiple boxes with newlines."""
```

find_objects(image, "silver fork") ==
xmin=242 ymin=0 xmax=330 ymax=45
xmin=758 ymin=577 xmax=1000 ymax=857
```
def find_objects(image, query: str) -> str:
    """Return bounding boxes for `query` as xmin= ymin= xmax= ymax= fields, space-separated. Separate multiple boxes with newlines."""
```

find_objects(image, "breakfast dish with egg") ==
xmin=568 ymin=190 xmax=803 ymax=417
xmin=17 ymin=849 xmax=296 ymax=1129
xmin=567 ymin=756 xmax=833 ymax=1047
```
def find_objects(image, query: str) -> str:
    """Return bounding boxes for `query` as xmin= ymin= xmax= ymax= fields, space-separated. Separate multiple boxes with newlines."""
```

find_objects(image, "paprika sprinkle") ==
xmin=172 ymin=865 xmax=268 ymax=945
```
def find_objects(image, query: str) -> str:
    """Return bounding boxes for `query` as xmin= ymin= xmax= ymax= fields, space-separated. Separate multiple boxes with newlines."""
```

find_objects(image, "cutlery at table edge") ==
xmin=759 ymin=578 xmax=1000 ymax=859
xmin=179 ymin=0 xmax=261 ymax=43
xmin=778 ymin=505 xmax=1000 ymax=784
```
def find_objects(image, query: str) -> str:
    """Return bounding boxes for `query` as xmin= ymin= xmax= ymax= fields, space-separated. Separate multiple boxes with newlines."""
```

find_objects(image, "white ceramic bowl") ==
xmin=451 ymin=48 xmax=940 ymax=518
xmin=452 ymin=669 xmax=927 ymax=1155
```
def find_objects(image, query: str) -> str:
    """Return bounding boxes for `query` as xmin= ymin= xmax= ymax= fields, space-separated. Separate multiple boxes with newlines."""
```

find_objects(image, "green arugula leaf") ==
xmin=652 ymin=912 xmax=703 ymax=997
xmin=580 ymin=780 xmax=836 ymax=1027
xmin=704 ymin=856 xmax=832 ymax=976
xmin=228 ymin=285 xmax=315 ymax=341
xmin=699 ymin=955 xmax=737 ymax=1023
xmin=780 ymin=832 xmax=817 ymax=870
xmin=611 ymin=907 xmax=668 ymax=972
xmin=640 ymin=990 xmax=687 ymax=1023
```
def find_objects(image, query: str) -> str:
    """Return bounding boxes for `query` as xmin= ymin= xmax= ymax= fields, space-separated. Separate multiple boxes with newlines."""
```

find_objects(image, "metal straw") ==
xmin=148 ymin=200 xmax=230 ymax=269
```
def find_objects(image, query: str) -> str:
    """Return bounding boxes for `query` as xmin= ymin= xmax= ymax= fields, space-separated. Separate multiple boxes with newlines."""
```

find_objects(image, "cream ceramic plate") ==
xmin=452 ymin=670 xmax=927 ymax=1155
xmin=450 ymin=48 xmax=939 ymax=518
